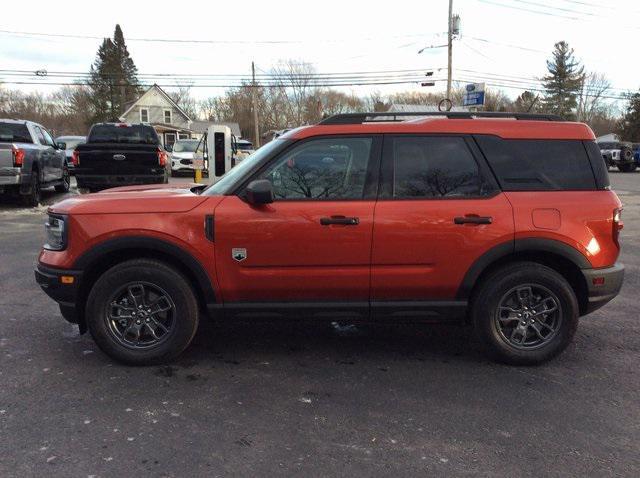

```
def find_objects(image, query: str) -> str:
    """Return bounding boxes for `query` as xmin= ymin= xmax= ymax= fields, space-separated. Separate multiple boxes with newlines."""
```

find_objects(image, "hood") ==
xmin=171 ymin=152 xmax=195 ymax=159
xmin=50 ymin=183 xmax=213 ymax=215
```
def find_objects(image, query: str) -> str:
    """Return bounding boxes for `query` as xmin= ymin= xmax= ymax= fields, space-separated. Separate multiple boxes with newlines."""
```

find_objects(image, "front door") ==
xmin=214 ymin=135 xmax=381 ymax=312
xmin=371 ymin=135 xmax=514 ymax=307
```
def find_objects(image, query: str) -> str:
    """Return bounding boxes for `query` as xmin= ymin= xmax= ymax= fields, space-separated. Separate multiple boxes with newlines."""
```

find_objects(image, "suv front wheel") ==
xmin=472 ymin=262 xmax=579 ymax=365
xmin=86 ymin=259 xmax=199 ymax=365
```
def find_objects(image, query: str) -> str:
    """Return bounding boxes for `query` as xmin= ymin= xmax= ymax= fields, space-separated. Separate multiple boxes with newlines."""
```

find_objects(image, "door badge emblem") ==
xmin=232 ymin=248 xmax=247 ymax=262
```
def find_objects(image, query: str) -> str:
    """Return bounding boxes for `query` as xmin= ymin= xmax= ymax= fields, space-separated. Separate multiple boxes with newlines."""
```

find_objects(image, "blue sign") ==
xmin=463 ymin=83 xmax=485 ymax=107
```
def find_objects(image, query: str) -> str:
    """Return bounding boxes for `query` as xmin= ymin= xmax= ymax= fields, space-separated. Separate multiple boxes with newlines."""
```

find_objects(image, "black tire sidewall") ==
xmin=23 ymin=173 xmax=40 ymax=207
xmin=55 ymin=167 xmax=70 ymax=192
xmin=472 ymin=263 xmax=579 ymax=365
xmin=86 ymin=260 xmax=199 ymax=365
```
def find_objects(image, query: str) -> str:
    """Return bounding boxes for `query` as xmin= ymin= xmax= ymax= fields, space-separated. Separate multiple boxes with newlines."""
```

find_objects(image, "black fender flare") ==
xmin=73 ymin=236 xmax=216 ymax=304
xmin=456 ymin=238 xmax=591 ymax=299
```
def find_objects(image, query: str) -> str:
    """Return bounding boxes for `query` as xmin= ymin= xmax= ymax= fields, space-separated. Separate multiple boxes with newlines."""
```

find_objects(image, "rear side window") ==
xmin=0 ymin=123 xmax=32 ymax=143
xmin=390 ymin=136 xmax=484 ymax=198
xmin=88 ymin=125 xmax=159 ymax=144
xmin=475 ymin=136 xmax=596 ymax=191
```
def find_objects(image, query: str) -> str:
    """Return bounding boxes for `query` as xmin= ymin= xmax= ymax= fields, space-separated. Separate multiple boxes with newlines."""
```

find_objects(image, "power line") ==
xmin=0 ymin=28 xmax=441 ymax=45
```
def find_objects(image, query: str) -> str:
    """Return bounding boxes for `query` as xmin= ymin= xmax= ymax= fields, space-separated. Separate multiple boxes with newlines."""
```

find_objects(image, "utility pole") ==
xmin=251 ymin=61 xmax=260 ymax=148
xmin=447 ymin=0 xmax=453 ymax=102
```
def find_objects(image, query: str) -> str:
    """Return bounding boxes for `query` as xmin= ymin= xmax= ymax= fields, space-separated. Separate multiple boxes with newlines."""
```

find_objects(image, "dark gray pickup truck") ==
xmin=74 ymin=123 xmax=169 ymax=192
xmin=0 ymin=119 xmax=70 ymax=206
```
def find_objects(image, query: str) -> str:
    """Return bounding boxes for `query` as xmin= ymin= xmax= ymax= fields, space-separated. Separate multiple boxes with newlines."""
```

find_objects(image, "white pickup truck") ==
xmin=0 ymin=119 xmax=70 ymax=206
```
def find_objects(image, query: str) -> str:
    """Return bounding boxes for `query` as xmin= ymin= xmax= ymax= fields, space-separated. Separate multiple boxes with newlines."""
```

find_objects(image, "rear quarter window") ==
xmin=0 ymin=123 xmax=32 ymax=143
xmin=475 ymin=136 xmax=597 ymax=191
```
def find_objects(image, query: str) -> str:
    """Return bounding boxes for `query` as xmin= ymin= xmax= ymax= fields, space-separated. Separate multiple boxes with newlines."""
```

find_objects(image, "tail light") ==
xmin=157 ymin=148 xmax=168 ymax=167
xmin=12 ymin=145 xmax=25 ymax=167
xmin=613 ymin=207 xmax=623 ymax=248
xmin=71 ymin=149 xmax=80 ymax=166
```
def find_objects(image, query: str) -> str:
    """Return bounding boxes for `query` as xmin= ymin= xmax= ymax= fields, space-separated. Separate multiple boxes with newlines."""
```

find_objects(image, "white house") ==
xmin=119 ymin=84 xmax=193 ymax=150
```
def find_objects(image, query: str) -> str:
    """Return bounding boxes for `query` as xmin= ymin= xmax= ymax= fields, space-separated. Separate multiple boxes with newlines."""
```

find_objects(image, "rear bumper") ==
xmin=76 ymin=173 xmax=166 ymax=189
xmin=0 ymin=167 xmax=23 ymax=186
xmin=581 ymin=262 xmax=624 ymax=315
xmin=35 ymin=263 xmax=82 ymax=324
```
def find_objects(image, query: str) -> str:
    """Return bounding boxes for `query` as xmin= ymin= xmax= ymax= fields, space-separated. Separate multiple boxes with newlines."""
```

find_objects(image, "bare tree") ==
xmin=576 ymin=72 xmax=612 ymax=123
xmin=167 ymin=85 xmax=198 ymax=119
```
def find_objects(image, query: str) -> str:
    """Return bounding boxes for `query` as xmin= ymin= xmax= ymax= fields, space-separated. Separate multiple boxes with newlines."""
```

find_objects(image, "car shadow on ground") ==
xmin=170 ymin=319 xmax=485 ymax=368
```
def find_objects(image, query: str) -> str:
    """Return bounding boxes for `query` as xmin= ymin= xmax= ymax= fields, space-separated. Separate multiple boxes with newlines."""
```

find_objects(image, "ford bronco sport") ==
xmin=35 ymin=112 xmax=624 ymax=365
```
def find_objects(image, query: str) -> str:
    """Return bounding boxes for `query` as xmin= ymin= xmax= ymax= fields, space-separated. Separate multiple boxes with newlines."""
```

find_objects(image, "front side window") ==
xmin=391 ymin=136 xmax=482 ymax=198
xmin=256 ymin=137 xmax=373 ymax=200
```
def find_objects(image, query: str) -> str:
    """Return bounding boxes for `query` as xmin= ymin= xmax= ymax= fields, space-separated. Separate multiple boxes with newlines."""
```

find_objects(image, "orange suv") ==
xmin=35 ymin=112 xmax=624 ymax=365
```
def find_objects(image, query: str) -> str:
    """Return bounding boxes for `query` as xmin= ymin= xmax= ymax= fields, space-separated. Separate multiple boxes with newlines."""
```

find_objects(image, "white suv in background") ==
xmin=170 ymin=139 xmax=205 ymax=175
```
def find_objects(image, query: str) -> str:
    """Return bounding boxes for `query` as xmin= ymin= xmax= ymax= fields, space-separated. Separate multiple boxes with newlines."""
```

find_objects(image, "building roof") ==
xmin=119 ymin=84 xmax=192 ymax=122
xmin=190 ymin=120 xmax=241 ymax=137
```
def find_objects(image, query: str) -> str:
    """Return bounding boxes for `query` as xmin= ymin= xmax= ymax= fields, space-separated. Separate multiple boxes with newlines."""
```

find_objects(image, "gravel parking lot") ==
xmin=1 ymin=174 xmax=639 ymax=477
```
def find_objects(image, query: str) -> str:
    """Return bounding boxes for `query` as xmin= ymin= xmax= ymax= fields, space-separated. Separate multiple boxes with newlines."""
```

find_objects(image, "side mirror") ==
xmin=245 ymin=179 xmax=274 ymax=205
xmin=56 ymin=142 xmax=66 ymax=150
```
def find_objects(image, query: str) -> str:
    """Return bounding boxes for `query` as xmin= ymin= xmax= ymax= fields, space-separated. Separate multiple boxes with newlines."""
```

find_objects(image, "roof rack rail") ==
xmin=319 ymin=111 xmax=562 ymax=125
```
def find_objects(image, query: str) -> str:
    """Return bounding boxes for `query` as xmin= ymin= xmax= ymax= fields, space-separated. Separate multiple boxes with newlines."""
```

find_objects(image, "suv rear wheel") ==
xmin=618 ymin=162 xmax=637 ymax=172
xmin=22 ymin=172 xmax=41 ymax=207
xmin=471 ymin=262 xmax=578 ymax=365
xmin=86 ymin=259 xmax=199 ymax=365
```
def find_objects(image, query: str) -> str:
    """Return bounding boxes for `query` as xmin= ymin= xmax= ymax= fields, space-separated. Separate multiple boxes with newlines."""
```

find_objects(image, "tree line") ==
xmin=1 ymin=26 xmax=639 ymax=142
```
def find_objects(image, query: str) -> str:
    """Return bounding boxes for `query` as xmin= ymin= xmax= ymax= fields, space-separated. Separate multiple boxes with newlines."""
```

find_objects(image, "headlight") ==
xmin=44 ymin=214 xmax=67 ymax=251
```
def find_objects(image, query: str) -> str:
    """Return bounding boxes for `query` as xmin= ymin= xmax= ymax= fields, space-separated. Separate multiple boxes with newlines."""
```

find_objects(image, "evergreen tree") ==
xmin=88 ymin=25 xmax=140 ymax=122
xmin=617 ymin=93 xmax=640 ymax=141
xmin=542 ymin=41 xmax=584 ymax=120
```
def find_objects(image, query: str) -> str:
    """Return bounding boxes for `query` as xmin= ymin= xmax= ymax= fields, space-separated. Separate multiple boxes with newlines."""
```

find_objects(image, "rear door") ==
xmin=213 ymin=135 xmax=381 ymax=314
xmin=371 ymin=135 xmax=514 ymax=310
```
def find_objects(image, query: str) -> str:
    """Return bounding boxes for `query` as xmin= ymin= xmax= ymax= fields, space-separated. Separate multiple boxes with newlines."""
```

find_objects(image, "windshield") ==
xmin=88 ymin=124 xmax=159 ymax=144
xmin=173 ymin=140 xmax=200 ymax=153
xmin=204 ymin=139 xmax=286 ymax=196
xmin=0 ymin=123 xmax=32 ymax=143
xmin=237 ymin=142 xmax=253 ymax=151
xmin=57 ymin=137 xmax=85 ymax=150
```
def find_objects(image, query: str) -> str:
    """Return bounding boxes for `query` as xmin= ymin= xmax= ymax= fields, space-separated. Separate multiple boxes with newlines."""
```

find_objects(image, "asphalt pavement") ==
xmin=0 ymin=173 xmax=639 ymax=477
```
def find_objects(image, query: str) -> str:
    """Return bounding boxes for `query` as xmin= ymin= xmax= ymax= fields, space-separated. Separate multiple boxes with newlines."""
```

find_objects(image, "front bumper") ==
xmin=35 ymin=263 xmax=83 ymax=325
xmin=581 ymin=262 xmax=624 ymax=314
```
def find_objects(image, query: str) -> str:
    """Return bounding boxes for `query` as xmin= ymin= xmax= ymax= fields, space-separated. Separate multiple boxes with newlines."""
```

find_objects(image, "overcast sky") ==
xmin=0 ymin=0 xmax=638 ymax=105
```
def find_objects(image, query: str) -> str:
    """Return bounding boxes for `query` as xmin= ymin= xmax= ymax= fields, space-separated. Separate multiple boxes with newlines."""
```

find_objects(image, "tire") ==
xmin=619 ymin=146 xmax=633 ymax=163
xmin=22 ymin=171 xmax=41 ymax=207
xmin=471 ymin=262 xmax=579 ymax=365
xmin=54 ymin=165 xmax=70 ymax=193
xmin=86 ymin=259 xmax=199 ymax=365
xmin=618 ymin=162 xmax=637 ymax=172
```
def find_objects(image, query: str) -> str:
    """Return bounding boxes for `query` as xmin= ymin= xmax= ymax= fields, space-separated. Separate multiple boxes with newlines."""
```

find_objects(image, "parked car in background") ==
xmin=55 ymin=135 xmax=86 ymax=174
xmin=36 ymin=112 xmax=623 ymax=366
xmin=0 ymin=119 xmax=70 ymax=206
xmin=235 ymin=139 xmax=255 ymax=162
xmin=170 ymin=138 xmax=206 ymax=175
xmin=599 ymin=141 xmax=639 ymax=172
xmin=73 ymin=123 xmax=169 ymax=192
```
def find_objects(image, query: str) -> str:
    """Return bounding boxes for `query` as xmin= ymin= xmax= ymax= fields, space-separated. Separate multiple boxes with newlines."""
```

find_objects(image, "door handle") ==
xmin=320 ymin=215 xmax=359 ymax=226
xmin=454 ymin=215 xmax=493 ymax=225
